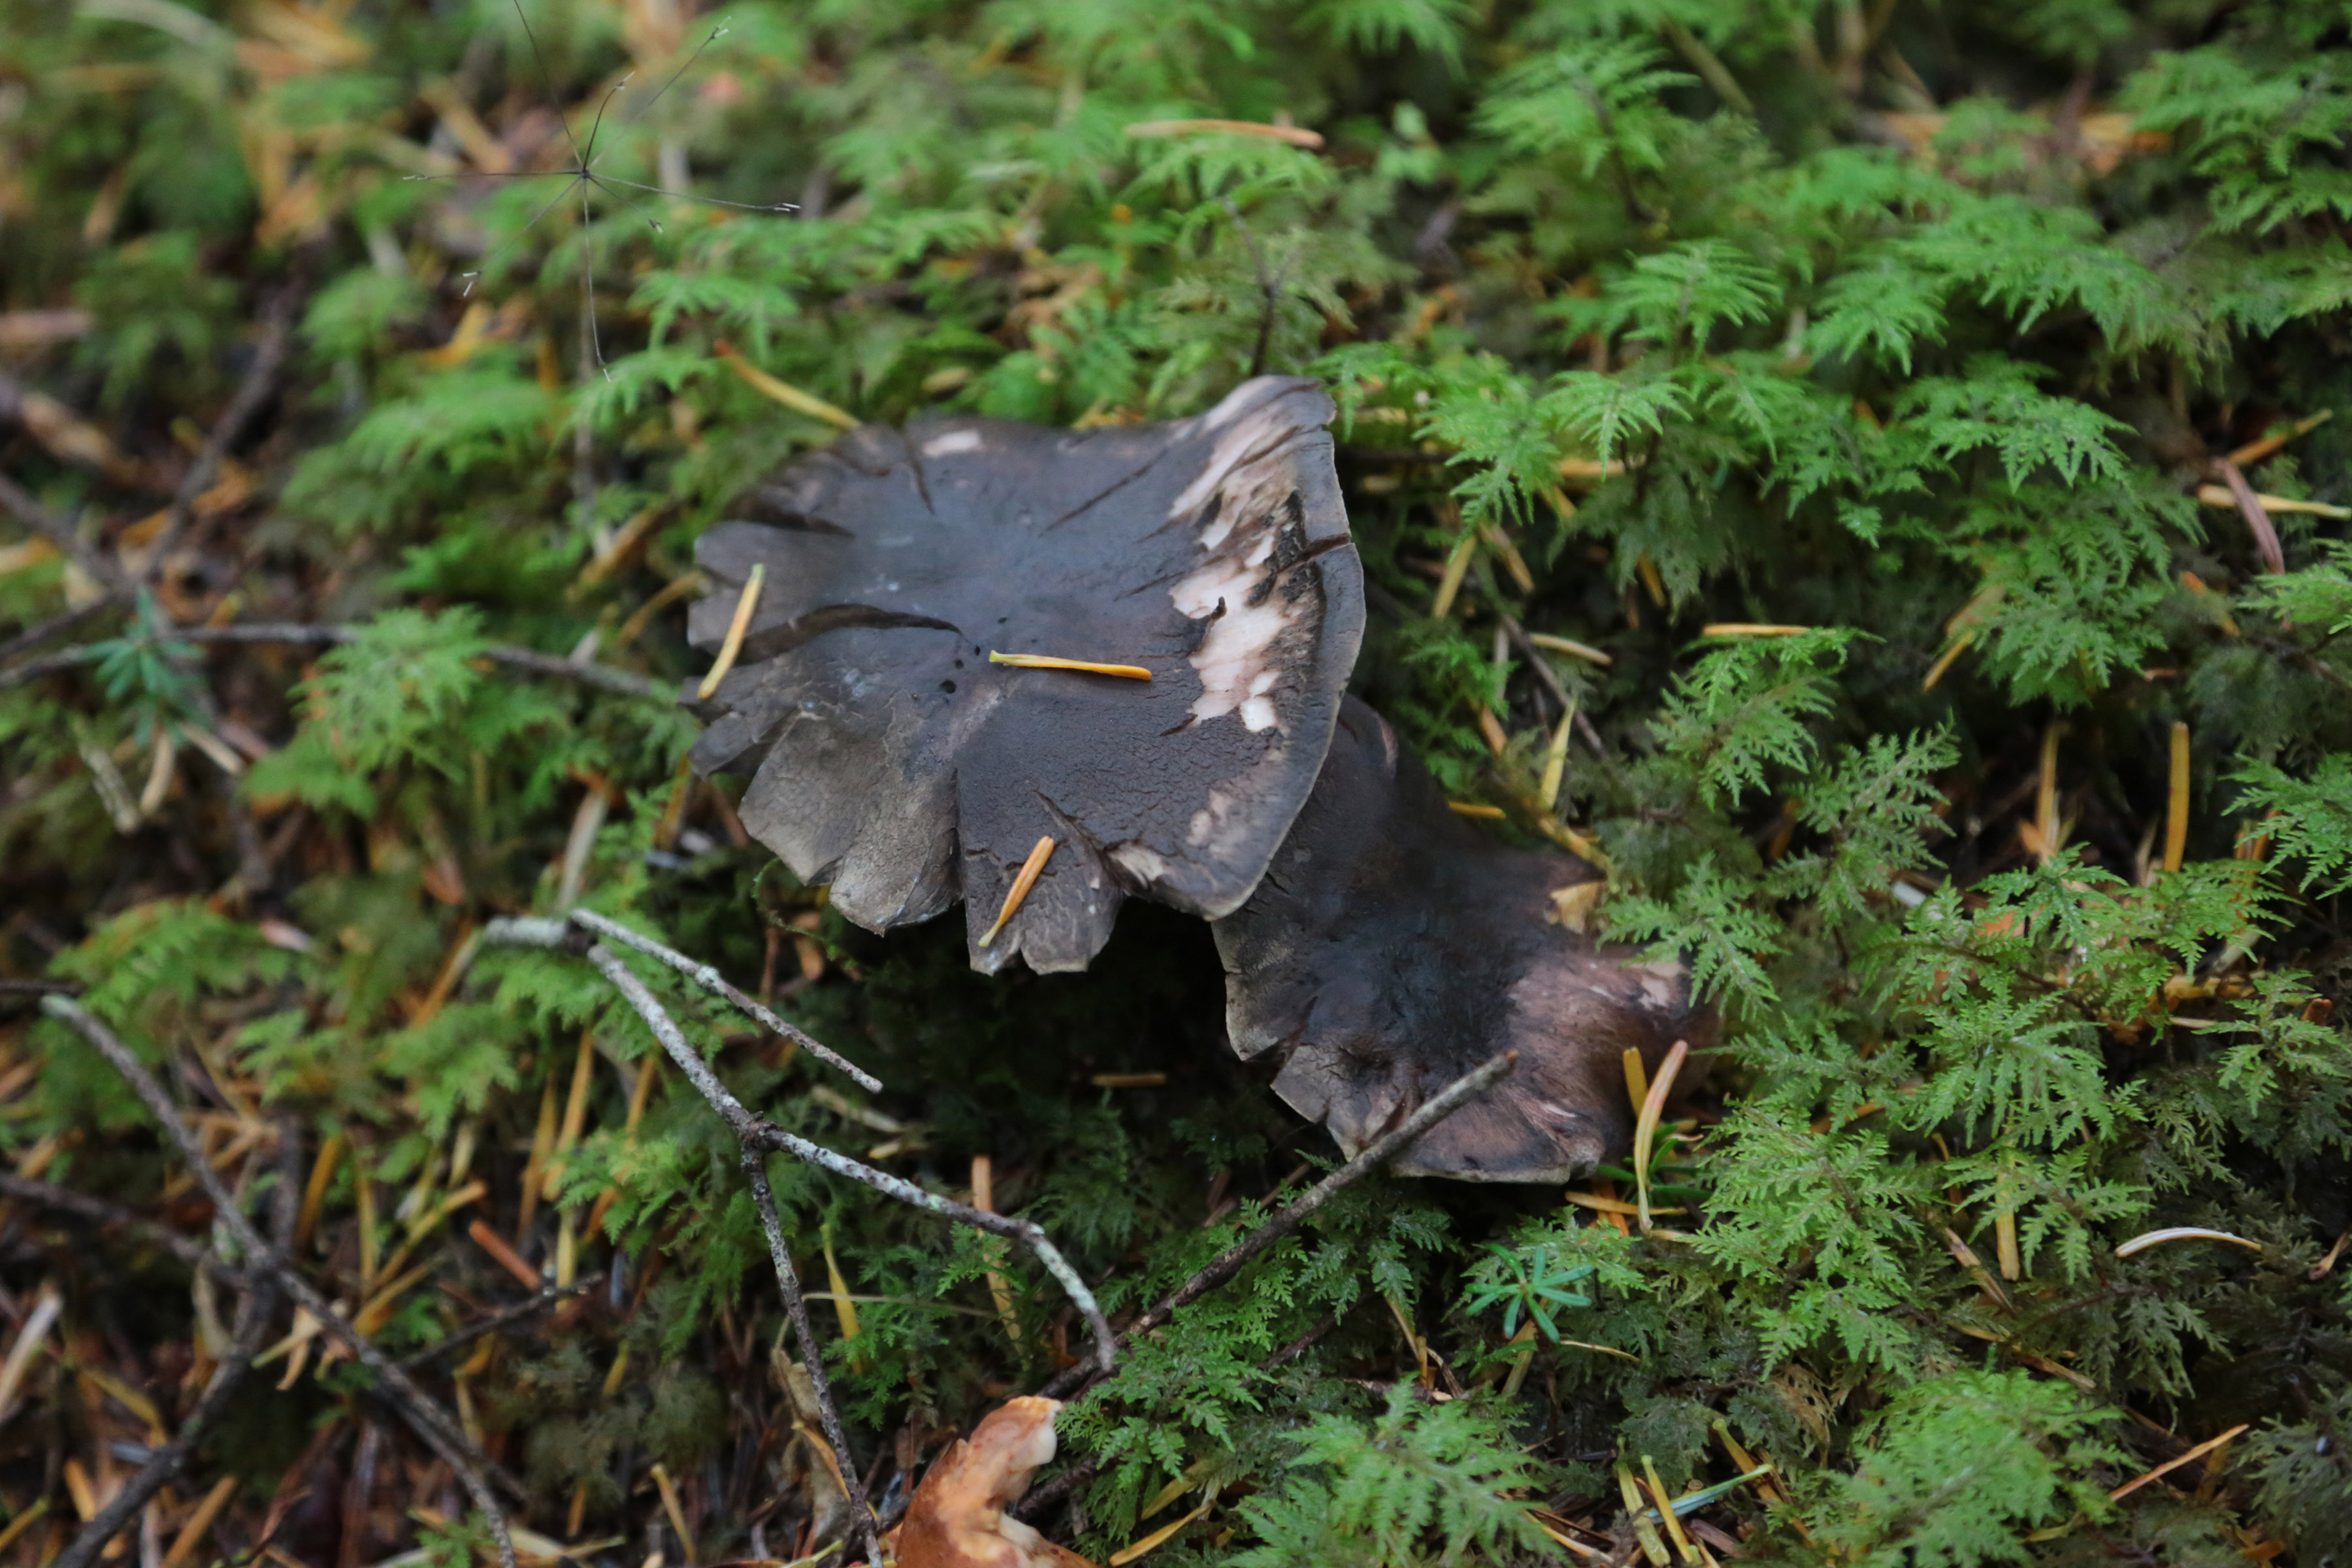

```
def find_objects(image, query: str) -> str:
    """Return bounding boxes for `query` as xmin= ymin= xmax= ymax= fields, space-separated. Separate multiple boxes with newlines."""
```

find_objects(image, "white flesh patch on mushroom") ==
xmin=1168 ymin=403 xmax=1323 ymax=734
xmin=922 ymin=428 xmax=983 ymax=455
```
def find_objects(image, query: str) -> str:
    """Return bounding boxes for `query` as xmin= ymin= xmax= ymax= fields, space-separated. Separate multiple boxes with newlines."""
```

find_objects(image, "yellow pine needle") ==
xmin=1500 ymin=1320 xmax=1539 ymax=1399
xmin=0 ymin=1501 xmax=48 ymax=1558
xmin=987 ymin=651 xmax=1152 ymax=679
xmin=651 ymin=1463 xmax=696 ymax=1563
xmin=1616 ymin=1467 xmax=1671 ymax=1568
xmin=1527 ymin=630 xmax=1613 ymax=665
xmin=2110 ymin=1422 xmax=2250 ymax=1501
xmin=1431 ymin=525 xmax=1477 ymax=618
xmin=2226 ymin=409 xmax=2331 ymax=468
xmin=1701 ymin=623 xmax=1810 ymax=636
xmin=2195 ymin=484 xmax=2351 ymax=518
xmin=1642 ymin=1456 xmax=1697 ymax=1564
xmin=163 ymin=1486 xmax=236 ymax=1568
xmin=1633 ymin=1039 xmax=1688 ymax=1233
xmin=1995 ymin=1204 xmax=2023 ymax=1282
xmin=1481 ymin=522 xmax=1535 ymax=592
xmin=1124 ymin=116 xmax=1326 ymax=148
xmin=518 ymin=1077 xmax=558 ymax=1233
xmin=1476 ymin=704 xmax=1510 ymax=756
xmin=717 ymin=350 xmax=859 ymax=430
xmin=1540 ymin=700 xmax=1577 ymax=811
xmin=601 ymin=1343 xmax=630 ymax=1397
xmin=821 ymin=1222 xmax=861 ymax=1344
xmin=1921 ymin=629 xmax=1973 ymax=691
xmin=1141 ymin=1459 xmax=1218 ymax=1523
xmin=971 ymin=1156 xmax=1021 ymax=1350
xmin=2033 ymin=721 xmax=2066 ymax=866
xmin=555 ymin=1209 xmax=578 ymax=1288
xmin=1447 ymin=801 xmax=1505 ymax=819
xmin=1565 ymin=1191 xmax=1684 ymax=1218
xmin=1109 ymin=1488 xmax=1220 ymax=1566
xmin=544 ymin=1029 xmax=596 ymax=1200
xmin=696 ymin=563 xmax=764 ymax=699
xmin=2115 ymin=1226 xmax=2262 ymax=1258
xmin=295 ymin=1133 xmax=342 ymax=1252
xmin=1529 ymin=1512 xmax=1605 ymax=1561
xmin=1621 ymin=1048 xmax=1650 ymax=1114
xmin=979 ymin=834 xmax=1056 ymax=948
xmin=1636 ymin=553 xmax=1667 ymax=608
xmin=356 ymin=1171 xmax=379 ymax=1294
xmin=2164 ymin=721 xmax=2191 ymax=874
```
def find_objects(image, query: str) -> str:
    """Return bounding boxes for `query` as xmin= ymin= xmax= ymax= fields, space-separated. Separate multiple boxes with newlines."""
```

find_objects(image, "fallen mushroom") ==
xmin=1217 ymin=698 xmax=1708 ymax=1181
xmin=887 ymin=1397 xmax=1096 ymax=1568
xmin=688 ymin=376 xmax=1363 ymax=975
xmin=687 ymin=377 xmax=1708 ymax=1181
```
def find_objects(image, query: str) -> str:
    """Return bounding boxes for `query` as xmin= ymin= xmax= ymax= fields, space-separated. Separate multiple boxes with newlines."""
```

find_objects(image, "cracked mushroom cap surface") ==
xmin=687 ymin=377 xmax=1364 ymax=974
xmin=1213 ymin=698 xmax=1714 ymax=1183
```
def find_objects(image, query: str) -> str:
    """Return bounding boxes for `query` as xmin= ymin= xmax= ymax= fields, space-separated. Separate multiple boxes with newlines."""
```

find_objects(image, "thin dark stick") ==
xmin=2210 ymin=457 xmax=2287 ymax=574
xmin=1 ymin=621 xmax=669 ymax=699
xmin=580 ymin=74 xmax=634 ymax=168
xmin=562 ymin=910 xmax=883 ymax=1091
xmin=0 ymin=472 xmax=127 ymax=594
xmin=1037 ymin=1052 xmax=1516 ymax=1402
xmin=571 ymin=940 xmax=1116 ymax=1371
xmin=0 ymin=1171 xmax=250 ymax=1288
xmin=633 ymin=21 xmax=728 ymax=122
xmin=40 ymin=997 xmax=521 ymax=1568
xmin=139 ymin=284 xmax=302 ymax=581
xmin=1499 ymin=612 xmax=1610 ymax=759
xmin=580 ymin=182 xmax=608 ymax=380
xmin=1220 ymin=198 xmax=1289 ymax=381
xmin=743 ymin=1152 xmax=878 ymax=1563
xmin=50 ymin=1122 xmax=301 ymax=1568
xmin=399 ymin=1274 xmax=606 ymax=1371
xmin=0 ymin=595 xmax=121 ymax=666
xmin=594 ymin=177 xmax=797 ymax=214
xmin=508 ymin=0 xmax=587 ymax=166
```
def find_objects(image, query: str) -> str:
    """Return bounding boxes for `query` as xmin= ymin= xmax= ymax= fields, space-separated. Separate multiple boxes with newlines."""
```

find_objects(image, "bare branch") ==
xmin=571 ymin=938 xmax=1117 ymax=1371
xmin=1 ymin=621 xmax=670 ymax=700
xmin=50 ymin=1122 xmax=301 ymax=1568
xmin=398 ymin=1274 xmax=606 ymax=1372
xmin=564 ymin=909 xmax=883 ymax=1091
xmin=2210 ymin=457 xmax=2287 ymax=575
xmin=743 ymin=1151 xmax=880 ymax=1563
xmin=138 ymin=283 xmax=303 ymax=580
xmin=0 ymin=595 xmax=123 ymax=668
xmin=1039 ymin=1052 xmax=1517 ymax=1402
xmin=0 ymin=470 xmax=127 ymax=594
xmin=0 ymin=1169 xmax=251 ymax=1288
xmin=39 ymin=997 xmax=522 ymax=1568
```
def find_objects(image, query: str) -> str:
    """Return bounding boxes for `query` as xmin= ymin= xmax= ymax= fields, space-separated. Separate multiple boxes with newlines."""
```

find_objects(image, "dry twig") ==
xmin=40 ymin=997 xmax=522 ymax=1568
xmin=479 ymin=912 xmax=1126 ymax=1562
xmin=0 ymin=620 xmax=670 ymax=699
xmin=0 ymin=1169 xmax=252 ymax=1288
xmin=139 ymin=282 xmax=303 ymax=579
xmin=49 ymin=1123 xmax=301 ymax=1568
xmin=0 ymin=471 xmax=127 ymax=594
xmin=1037 ymin=1051 xmax=1517 ymax=1403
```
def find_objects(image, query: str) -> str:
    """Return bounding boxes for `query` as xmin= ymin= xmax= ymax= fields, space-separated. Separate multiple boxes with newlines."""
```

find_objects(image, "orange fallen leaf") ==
xmin=889 ymin=1397 xmax=1097 ymax=1568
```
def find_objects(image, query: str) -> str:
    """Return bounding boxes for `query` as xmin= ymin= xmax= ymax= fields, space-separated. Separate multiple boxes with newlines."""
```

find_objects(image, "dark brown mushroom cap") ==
xmin=1213 ymin=698 xmax=1712 ymax=1183
xmin=685 ymin=377 xmax=1365 ymax=974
